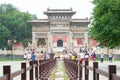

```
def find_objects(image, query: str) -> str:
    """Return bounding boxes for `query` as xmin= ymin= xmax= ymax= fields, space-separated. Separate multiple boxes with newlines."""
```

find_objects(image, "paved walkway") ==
xmin=49 ymin=60 xmax=69 ymax=80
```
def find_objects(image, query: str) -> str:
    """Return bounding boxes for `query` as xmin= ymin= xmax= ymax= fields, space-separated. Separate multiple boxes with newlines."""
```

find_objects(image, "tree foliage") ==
xmin=89 ymin=0 xmax=120 ymax=49
xmin=37 ymin=38 xmax=46 ymax=47
xmin=0 ymin=24 xmax=11 ymax=48
xmin=0 ymin=4 xmax=37 ymax=48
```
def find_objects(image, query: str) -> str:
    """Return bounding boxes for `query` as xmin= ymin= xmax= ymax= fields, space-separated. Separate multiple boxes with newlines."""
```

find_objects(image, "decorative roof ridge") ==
xmin=47 ymin=8 xmax=73 ymax=11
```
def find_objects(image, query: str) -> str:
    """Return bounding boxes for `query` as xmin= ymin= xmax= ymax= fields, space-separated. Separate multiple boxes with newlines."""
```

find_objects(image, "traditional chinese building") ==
xmin=29 ymin=8 xmax=90 ymax=52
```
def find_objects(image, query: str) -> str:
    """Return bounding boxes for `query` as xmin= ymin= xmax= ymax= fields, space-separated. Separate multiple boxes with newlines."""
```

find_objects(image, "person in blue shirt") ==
xmin=91 ymin=52 xmax=96 ymax=61
xmin=31 ymin=51 xmax=36 ymax=61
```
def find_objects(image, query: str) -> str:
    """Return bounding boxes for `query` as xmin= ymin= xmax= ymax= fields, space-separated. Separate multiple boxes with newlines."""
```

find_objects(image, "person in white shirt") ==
xmin=80 ymin=52 xmax=85 ymax=62
xmin=24 ymin=53 xmax=27 ymax=61
xmin=27 ymin=52 xmax=31 ymax=61
xmin=84 ymin=53 xmax=89 ymax=61
xmin=100 ymin=53 xmax=104 ymax=63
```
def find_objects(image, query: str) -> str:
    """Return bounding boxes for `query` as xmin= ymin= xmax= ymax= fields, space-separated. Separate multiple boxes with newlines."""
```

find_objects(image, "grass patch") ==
xmin=96 ymin=58 xmax=120 ymax=61
xmin=0 ymin=58 xmax=24 ymax=61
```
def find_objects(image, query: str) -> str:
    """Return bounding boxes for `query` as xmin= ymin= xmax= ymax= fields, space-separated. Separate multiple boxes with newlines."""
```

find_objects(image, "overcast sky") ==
xmin=0 ymin=0 xmax=94 ymax=19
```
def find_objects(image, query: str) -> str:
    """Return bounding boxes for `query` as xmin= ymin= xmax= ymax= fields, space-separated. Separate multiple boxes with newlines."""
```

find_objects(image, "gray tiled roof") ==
xmin=44 ymin=8 xmax=76 ymax=14
xmin=71 ymin=19 xmax=90 ymax=22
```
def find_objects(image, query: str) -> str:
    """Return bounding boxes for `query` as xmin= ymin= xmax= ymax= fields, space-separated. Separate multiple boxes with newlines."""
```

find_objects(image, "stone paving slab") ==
xmin=49 ymin=60 xmax=69 ymax=80
xmin=54 ymin=78 xmax=65 ymax=80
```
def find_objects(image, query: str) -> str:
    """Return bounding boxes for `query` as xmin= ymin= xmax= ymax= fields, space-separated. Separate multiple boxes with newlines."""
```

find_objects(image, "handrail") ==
xmin=112 ymin=74 xmax=120 ymax=80
xmin=0 ymin=74 xmax=8 ymax=80
xmin=11 ymin=69 xmax=24 ymax=78
xmin=0 ymin=59 xmax=56 ymax=80
xmin=64 ymin=59 xmax=120 ymax=80
xmin=95 ymin=68 xmax=109 ymax=78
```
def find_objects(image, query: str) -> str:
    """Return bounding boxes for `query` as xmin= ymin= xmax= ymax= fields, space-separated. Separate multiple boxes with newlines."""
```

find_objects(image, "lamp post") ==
xmin=11 ymin=39 xmax=16 ymax=60
xmin=12 ymin=39 xmax=16 ymax=60
xmin=84 ymin=32 xmax=88 ymax=52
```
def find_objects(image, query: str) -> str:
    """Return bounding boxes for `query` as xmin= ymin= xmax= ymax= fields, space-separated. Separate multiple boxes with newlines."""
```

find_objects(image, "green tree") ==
xmin=89 ymin=0 xmax=120 ymax=49
xmin=37 ymin=38 xmax=46 ymax=47
xmin=0 ymin=24 xmax=11 ymax=48
xmin=0 ymin=4 xmax=37 ymax=48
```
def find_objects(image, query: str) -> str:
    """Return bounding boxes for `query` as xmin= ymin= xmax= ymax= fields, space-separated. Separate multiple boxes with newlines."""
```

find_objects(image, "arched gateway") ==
xmin=57 ymin=39 xmax=63 ymax=47
xmin=29 ymin=8 xmax=90 ymax=52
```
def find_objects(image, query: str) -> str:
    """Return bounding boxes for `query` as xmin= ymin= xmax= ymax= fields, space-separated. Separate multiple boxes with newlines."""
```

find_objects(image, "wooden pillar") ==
xmin=109 ymin=65 xmax=116 ymax=80
xmin=3 ymin=66 xmax=11 ymax=80
xmin=79 ymin=61 xmax=82 ymax=80
xmin=39 ymin=60 xmax=41 ymax=79
xmin=85 ymin=61 xmax=89 ymax=80
xmin=93 ymin=62 xmax=98 ymax=80
xmin=35 ymin=61 xmax=39 ymax=80
xmin=30 ymin=61 xmax=34 ymax=80
xmin=21 ymin=63 xmax=26 ymax=80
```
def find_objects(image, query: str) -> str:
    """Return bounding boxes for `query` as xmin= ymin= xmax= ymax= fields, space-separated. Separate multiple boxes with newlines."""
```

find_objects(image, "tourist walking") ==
xmin=100 ymin=53 xmax=104 ymax=63
xmin=50 ymin=51 xmax=55 ymax=59
xmin=84 ymin=53 xmax=89 ymax=61
xmin=79 ymin=47 xmax=82 ymax=53
xmin=71 ymin=54 xmax=75 ymax=60
xmin=79 ymin=52 xmax=85 ymax=62
xmin=23 ymin=53 xmax=27 ymax=61
xmin=40 ymin=51 xmax=44 ymax=60
xmin=73 ymin=51 xmax=77 ymax=59
xmin=91 ymin=52 xmax=96 ymax=61
xmin=31 ymin=51 xmax=36 ymax=61
xmin=108 ymin=53 xmax=113 ymax=62
xmin=27 ymin=52 xmax=32 ymax=61
xmin=57 ymin=51 xmax=61 ymax=60
xmin=46 ymin=53 xmax=50 ymax=59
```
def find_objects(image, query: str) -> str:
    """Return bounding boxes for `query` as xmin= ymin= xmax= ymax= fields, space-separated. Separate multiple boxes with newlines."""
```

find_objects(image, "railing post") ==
xmin=96 ymin=63 xmax=99 ymax=80
xmin=85 ymin=61 xmax=89 ymax=80
xmin=93 ymin=62 xmax=98 ymax=80
xmin=39 ymin=60 xmax=41 ymax=79
xmin=78 ymin=60 xmax=80 ymax=80
xmin=21 ymin=63 xmax=26 ymax=80
xmin=73 ymin=60 xmax=75 ymax=79
xmin=35 ymin=61 xmax=39 ymax=80
xmin=109 ymin=65 xmax=116 ymax=80
xmin=30 ymin=61 xmax=34 ymax=80
xmin=3 ymin=66 xmax=11 ymax=80
xmin=40 ymin=60 xmax=44 ymax=79
xmin=79 ymin=61 xmax=82 ymax=80
xmin=76 ymin=60 xmax=78 ymax=79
